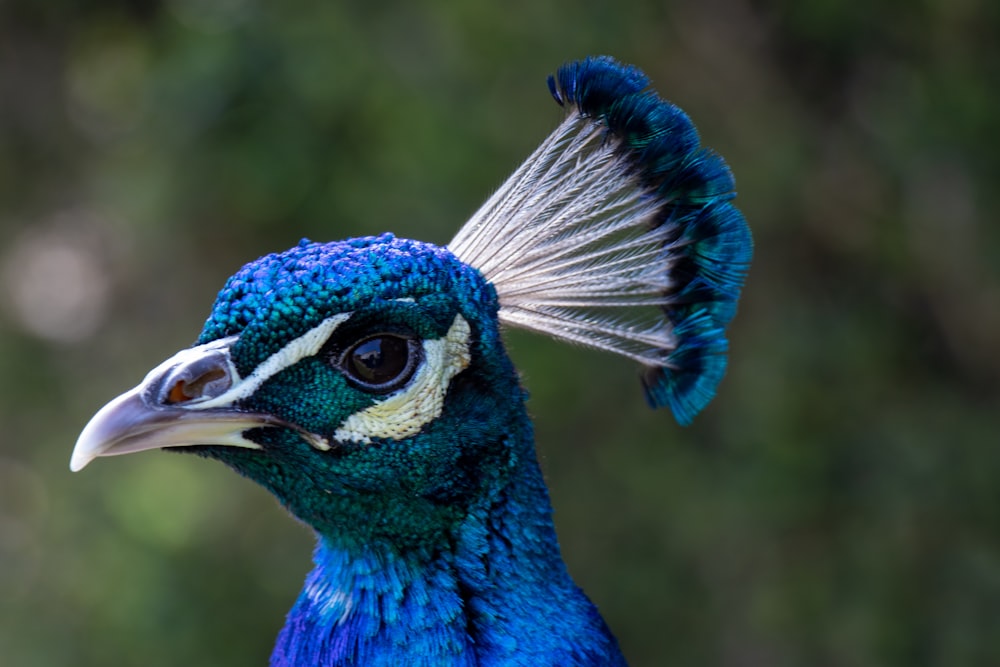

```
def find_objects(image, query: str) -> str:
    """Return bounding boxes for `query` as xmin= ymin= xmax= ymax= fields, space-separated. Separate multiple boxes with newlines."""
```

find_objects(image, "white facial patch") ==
xmin=190 ymin=313 xmax=352 ymax=411
xmin=333 ymin=314 xmax=472 ymax=444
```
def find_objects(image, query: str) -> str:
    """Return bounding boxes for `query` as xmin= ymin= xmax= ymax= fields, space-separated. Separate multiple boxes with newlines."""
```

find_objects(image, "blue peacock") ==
xmin=72 ymin=56 xmax=752 ymax=666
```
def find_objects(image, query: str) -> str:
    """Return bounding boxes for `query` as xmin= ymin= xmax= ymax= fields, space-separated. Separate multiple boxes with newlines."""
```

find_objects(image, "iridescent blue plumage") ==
xmin=190 ymin=235 xmax=626 ymax=666
xmin=71 ymin=57 xmax=751 ymax=666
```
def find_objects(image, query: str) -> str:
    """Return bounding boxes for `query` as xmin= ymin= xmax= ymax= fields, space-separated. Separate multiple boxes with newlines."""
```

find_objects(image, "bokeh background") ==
xmin=2 ymin=1 xmax=998 ymax=665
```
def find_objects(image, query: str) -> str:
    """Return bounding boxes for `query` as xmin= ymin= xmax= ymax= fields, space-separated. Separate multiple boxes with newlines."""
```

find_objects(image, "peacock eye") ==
xmin=339 ymin=334 xmax=422 ymax=393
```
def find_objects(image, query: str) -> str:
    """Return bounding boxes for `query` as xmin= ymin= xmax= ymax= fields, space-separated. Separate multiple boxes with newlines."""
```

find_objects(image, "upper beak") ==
xmin=70 ymin=337 xmax=299 ymax=471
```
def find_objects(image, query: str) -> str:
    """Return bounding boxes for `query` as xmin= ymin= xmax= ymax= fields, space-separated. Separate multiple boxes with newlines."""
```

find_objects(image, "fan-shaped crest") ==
xmin=449 ymin=56 xmax=752 ymax=424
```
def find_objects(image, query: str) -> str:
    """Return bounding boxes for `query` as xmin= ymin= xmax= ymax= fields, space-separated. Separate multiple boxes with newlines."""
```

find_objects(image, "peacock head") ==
xmin=72 ymin=234 xmax=525 ymax=550
xmin=72 ymin=56 xmax=752 ymax=553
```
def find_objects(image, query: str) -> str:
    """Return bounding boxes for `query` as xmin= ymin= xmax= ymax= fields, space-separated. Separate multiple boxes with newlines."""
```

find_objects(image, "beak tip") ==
xmin=69 ymin=440 xmax=98 ymax=472
xmin=70 ymin=398 xmax=124 ymax=472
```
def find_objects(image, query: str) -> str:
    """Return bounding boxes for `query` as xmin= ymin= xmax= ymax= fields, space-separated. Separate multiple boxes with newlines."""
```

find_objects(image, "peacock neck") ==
xmin=269 ymin=431 xmax=626 ymax=667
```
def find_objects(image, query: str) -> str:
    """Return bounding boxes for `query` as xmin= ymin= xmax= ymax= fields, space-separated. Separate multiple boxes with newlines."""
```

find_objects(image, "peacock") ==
xmin=72 ymin=56 xmax=751 ymax=666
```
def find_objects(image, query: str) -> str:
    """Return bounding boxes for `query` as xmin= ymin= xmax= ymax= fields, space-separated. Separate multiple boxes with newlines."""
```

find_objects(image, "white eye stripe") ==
xmin=190 ymin=312 xmax=352 ymax=410
xmin=334 ymin=314 xmax=472 ymax=444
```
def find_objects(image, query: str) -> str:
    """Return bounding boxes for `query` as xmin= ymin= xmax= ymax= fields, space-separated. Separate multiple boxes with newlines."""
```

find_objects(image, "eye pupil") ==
xmin=344 ymin=334 xmax=417 ymax=391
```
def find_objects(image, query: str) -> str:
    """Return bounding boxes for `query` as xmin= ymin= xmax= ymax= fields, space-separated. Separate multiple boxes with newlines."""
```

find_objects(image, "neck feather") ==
xmin=269 ymin=439 xmax=625 ymax=667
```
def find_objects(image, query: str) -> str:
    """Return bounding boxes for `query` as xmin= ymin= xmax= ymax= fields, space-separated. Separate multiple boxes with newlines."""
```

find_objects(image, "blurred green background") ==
xmin=2 ymin=1 xmax=998 ymax=665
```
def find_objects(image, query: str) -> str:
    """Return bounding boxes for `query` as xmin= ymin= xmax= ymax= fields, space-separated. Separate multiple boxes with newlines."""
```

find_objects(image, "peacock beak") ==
xmin=70 ymin=337 xmax=309 ymax=472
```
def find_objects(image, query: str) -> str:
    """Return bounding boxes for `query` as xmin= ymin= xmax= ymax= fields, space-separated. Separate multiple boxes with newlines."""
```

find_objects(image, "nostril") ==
xmin=139 ymin=336 xmax=240 ymax=409
xmin=165 ymin=368 xmax=229 ymax=404
xmin=154 ymin=348 xmax=235 ymax=407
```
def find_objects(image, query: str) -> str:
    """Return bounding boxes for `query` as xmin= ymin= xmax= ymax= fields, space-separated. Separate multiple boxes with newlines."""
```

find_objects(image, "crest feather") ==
xmin=448 ymin=56 xmax=752 ymax=425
